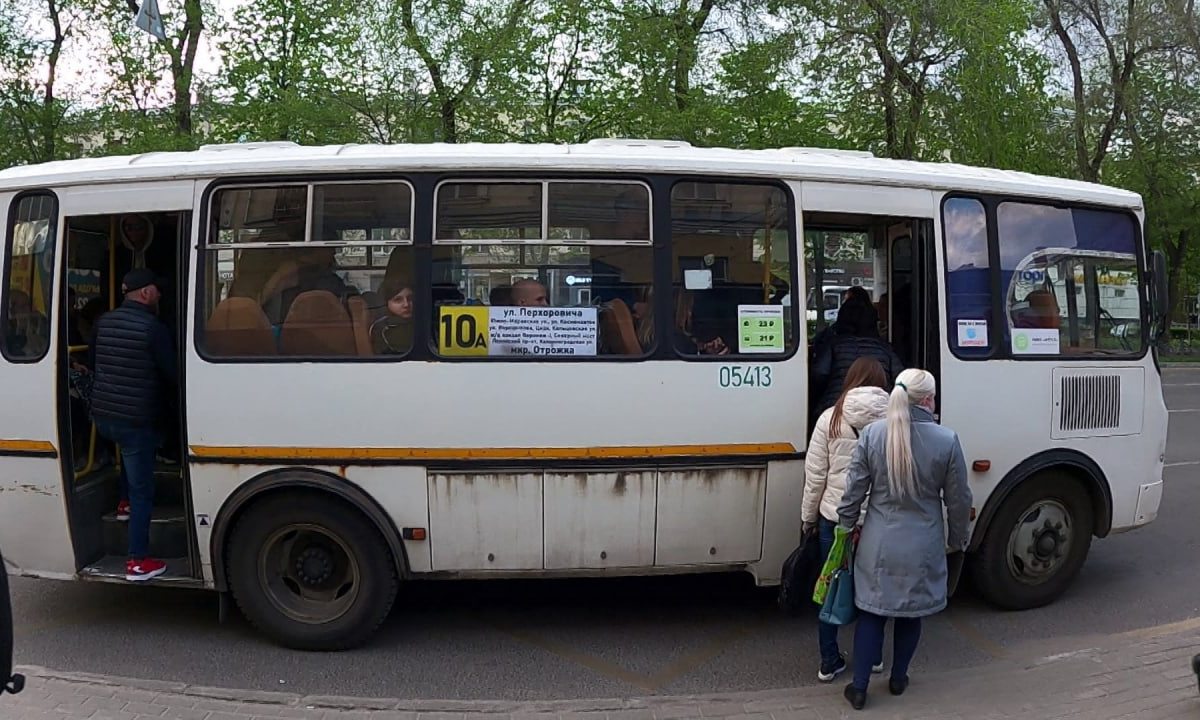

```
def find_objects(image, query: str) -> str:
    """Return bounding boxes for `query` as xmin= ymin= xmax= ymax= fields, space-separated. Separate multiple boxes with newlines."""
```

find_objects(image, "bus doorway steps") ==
xmin=78 ymin=555 xmax=196 ymax=585
xmin=101 ymin=505 xmax=189 ymax=558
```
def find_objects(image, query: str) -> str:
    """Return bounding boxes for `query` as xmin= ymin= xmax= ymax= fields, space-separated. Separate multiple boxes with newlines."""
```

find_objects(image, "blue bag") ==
xmin=818 ymin=538 xmax=857 ymax=626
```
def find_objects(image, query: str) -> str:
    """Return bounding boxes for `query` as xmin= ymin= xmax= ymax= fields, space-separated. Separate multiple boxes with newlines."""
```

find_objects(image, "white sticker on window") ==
xmin=1011 ymin=328 xmax=1060 ymax=355
xmin=737 ymin=305 xmax=785 ymax=354
xmin=684 ymin=269 xmax=712 ymax=290
xmin=956 ymin=319 xmax=988 ymax=347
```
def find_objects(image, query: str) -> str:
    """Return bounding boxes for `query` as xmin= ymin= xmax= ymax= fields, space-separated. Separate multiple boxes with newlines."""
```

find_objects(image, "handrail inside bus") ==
xmin=67 ymin=344 xmax=98 ymax=479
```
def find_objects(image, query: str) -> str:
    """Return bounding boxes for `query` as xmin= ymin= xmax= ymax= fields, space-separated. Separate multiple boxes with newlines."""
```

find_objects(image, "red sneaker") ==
xmin=116 ymin=501 xmax=130 ymax=521
xmin=125 ymin=558 xmax=166 ymax=582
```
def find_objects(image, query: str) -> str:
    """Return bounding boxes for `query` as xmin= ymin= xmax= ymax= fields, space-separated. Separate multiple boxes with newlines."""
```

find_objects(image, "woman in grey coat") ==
xmin=836 ymin=368 xmax=972 ymax=710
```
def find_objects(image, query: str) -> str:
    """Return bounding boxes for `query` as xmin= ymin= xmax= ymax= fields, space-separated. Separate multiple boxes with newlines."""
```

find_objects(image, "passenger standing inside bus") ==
xmin=836 ymin=368 xmax=972 ymax=710
xmin=801 ymin=357 xmax=890 ymax=683
xmin=809 ymin=298 xmax=903 ymax=429
xmin=89 ymin=269 xmax=177 ymax=583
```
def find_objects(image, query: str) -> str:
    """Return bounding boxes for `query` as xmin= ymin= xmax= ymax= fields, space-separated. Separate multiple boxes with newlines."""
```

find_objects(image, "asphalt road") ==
xmin=10 ymin=366 xmax=1200 ymax=701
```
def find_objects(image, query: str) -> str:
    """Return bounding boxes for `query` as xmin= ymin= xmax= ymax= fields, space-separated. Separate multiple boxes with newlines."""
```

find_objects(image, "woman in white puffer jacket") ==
xmin=802 ymin=356 xmax=890 ymax=683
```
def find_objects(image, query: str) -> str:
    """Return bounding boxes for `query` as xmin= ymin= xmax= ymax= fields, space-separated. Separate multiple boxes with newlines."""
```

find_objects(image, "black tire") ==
xmin=970 ymin=473 xmax=1094 ymax=610
xmin=226 ymin=493 xmax=399 ymax=651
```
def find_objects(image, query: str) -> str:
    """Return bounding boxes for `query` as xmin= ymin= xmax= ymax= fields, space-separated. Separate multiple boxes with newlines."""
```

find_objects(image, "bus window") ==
xmin=942 ymin=197 xmax=991 ymax=358
xmin=432 ymin=180 xmax=652 ymax=359
xmin=670 ymin=182 xmax=794 ymax=358
xmin=3 ymin=194 xmax=57 ymax=362
xmin=997 ymin=202 xmax=1142 ymax=356
xmin=200 ymin=182 xmax=414 ymax=359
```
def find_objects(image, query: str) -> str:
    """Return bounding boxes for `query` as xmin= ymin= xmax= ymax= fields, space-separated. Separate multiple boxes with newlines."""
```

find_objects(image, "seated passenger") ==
xmin=511 ymin=278 xmax=549 ymax=307
xmin=634 ymin=286 xmax=728 ymax=355
xmin=1014 ymin=289 xmax=1060 ymax=329
xmin=260 ymin=239 xmax=356 ymax=324
xmin=370 ymin=279 xmax=414 ymax=354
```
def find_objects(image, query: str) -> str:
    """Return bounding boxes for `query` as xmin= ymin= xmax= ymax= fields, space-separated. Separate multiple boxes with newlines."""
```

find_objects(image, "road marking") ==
xmin=1114 ymin=615 xmax=1200 ymax=640
xmin=497 ymin=626 xmax=659 ymax=692
xmin=944 ymin=609 xmax=1011 ymax=660
xmin=498 ymin=614 xmax=769 ymax=693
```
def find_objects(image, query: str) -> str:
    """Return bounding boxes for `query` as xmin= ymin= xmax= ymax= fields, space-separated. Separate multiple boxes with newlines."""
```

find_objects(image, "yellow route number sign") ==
xmin=438 ymin=306 xmax=490 ymax=357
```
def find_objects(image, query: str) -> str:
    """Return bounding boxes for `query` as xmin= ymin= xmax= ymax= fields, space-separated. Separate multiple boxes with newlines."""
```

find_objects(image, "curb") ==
xmin=7 ymin=646 xmax=1107 ymax=715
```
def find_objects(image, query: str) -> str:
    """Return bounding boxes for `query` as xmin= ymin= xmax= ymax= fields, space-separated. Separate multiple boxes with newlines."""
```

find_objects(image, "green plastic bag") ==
xmin=813 ymin=525 xmax=853 ymax=606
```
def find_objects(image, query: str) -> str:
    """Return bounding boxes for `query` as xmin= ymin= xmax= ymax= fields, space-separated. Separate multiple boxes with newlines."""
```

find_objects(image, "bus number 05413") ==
xmin=719 ymin=366 xmax=771 ymax=388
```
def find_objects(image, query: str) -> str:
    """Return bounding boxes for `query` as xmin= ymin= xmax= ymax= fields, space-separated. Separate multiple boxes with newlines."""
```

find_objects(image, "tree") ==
xmin=210 ymin=0 xmax=363 ymax=143
xmin=1041 ymin=0 xmax=1175 ymax=181
xmin=0 ymin=0 xmax=84 ymax=166
xmin=397 ymin=0 xmax=535 ymax=142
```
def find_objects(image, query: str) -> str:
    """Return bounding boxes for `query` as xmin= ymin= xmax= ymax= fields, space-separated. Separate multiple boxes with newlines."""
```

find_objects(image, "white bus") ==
xmin=0 ymin=140 xmax=1169 ymax=650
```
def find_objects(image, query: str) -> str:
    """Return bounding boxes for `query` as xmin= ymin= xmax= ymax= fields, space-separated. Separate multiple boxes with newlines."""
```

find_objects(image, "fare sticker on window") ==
xmin=956 ymin=319 xmax=988 ymax=348
xmin=1011 ymin=328 xmax=1060 ymax=355
xmin=737 ymin=305 xmax=785 ymax=354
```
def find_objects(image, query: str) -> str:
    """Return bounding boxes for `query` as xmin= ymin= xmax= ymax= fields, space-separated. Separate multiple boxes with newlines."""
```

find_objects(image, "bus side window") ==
xmin=670 ymin=182 xmax=794 ymax=358
xmin=2 ymin=194 xmax=57 ymax=362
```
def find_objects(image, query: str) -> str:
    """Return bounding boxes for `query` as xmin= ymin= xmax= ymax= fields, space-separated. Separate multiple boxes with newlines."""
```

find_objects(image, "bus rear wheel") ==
xmin=226 ymin=493 xmax=398 ymax=651
xmin=971 ymin=473 xmax=1093 ymax=610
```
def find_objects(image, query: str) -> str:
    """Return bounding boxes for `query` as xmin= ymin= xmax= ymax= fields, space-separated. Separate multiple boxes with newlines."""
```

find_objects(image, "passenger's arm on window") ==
xmin=943 ymin=435 xmax=973 ymax=551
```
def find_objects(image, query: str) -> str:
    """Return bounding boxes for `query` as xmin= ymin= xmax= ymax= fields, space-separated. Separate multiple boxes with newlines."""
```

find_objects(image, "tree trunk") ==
xmin=1166 ymin=229 xmax=1189 ymax=326
xmin=441 ymin=100 xmax=458 ymax=143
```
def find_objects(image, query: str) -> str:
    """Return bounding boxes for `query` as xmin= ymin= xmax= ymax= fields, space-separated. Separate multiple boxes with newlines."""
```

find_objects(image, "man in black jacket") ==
xmin=90 ymin=269 xmax=177 ymax=582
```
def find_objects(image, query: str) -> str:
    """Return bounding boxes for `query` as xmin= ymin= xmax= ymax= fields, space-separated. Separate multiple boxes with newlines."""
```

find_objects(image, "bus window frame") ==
xmin=193 ymin=171 xmax=801 ymax=365
xmin=940 ymin=192 xmax=1150 ymax=362
xmin=667 ymin=176 xmax=801 ymax=363
xmin=1 ymin=190 xmax=59 ymax=365
xmin=195 ymin=176 xmax=417 ymax=364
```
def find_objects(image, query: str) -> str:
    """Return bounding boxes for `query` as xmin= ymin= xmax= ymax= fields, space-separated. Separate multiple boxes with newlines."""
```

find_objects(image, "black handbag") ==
xmin=777 ymin=527 xmax=822 ymax=614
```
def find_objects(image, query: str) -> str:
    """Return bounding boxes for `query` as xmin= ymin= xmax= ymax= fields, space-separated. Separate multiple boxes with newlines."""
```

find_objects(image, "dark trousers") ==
xmin=851 ymin=610 xmax=922 ymax=690
xmin=95 ymin=421 xmax=161 ymax=559
xmin=816 ymin=518 xmax=841 ymax=663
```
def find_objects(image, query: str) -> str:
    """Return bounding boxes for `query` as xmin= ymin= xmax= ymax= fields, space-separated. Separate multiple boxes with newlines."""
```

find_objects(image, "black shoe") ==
xmin=889 ymin=675 xmax=909 ymax=696
xmin=844 ymin=683 xmax=866 ymax=710
xmin=817 ymin=654 xmax=847 ymax=682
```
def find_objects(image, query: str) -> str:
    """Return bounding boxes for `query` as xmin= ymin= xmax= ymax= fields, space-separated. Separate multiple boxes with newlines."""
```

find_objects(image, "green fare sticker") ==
xmin=737 ymin=305 xmax=785 ymax=354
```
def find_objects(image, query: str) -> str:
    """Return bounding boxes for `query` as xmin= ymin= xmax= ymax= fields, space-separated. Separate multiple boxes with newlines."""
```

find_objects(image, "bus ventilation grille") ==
xmin=1059 ymin=374 xmax=1121 ymax=431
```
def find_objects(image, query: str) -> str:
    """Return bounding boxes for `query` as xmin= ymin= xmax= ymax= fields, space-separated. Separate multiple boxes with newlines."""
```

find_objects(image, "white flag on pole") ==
xmin=134 ymin=0 xmax=167 ymax=41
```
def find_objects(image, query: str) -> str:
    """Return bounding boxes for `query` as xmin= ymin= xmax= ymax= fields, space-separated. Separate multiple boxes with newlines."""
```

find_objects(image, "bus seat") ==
xmin=347 ymin=295 xmax=373 ymax=356
xmin=600 ymin=298 xmax=640 ymax=355
xmin=206 ymin=297 xmax=277 ymax=356
xmin=279 ymin=291 xmax=357 ymax=356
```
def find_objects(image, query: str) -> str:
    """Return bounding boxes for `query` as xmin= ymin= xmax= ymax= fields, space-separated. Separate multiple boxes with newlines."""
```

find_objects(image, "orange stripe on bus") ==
xmin=189 ymin=443 xmax=797 ymax=462
xmin=0 ymin=439 xmax=56 ymax=453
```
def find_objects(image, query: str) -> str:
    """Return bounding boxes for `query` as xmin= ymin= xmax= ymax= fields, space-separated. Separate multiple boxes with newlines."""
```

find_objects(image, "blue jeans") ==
xmin=852 ymin=611 xmax=922 ymax=691
xmin=816 ymin=517 xmax=841 ymax=664
xmin=95 ymin=421 xmax=161 ymax=560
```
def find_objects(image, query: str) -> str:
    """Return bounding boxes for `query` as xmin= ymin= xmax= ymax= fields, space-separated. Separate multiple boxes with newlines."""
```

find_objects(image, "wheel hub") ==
xmin=296 ymin=547 xmax=334 ymax=585
xmin=1007 ymin=500 xmax=1072 ymax=584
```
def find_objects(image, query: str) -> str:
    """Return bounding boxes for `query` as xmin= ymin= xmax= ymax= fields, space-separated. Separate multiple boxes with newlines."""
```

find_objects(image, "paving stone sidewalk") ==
xmin=1 ymin=627 xmax=1198 ymax=720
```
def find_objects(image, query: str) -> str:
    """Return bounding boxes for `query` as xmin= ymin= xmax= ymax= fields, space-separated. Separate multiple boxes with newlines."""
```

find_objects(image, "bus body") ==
xmin=0 ymin=141 xmax=1168 ymax=650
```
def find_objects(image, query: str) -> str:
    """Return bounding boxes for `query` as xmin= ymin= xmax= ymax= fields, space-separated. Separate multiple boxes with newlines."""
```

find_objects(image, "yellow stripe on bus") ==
xmin=0 ymin=439 xmax=56 ymax=453
xmin=189 ymin=443 xmax=798 ymax=462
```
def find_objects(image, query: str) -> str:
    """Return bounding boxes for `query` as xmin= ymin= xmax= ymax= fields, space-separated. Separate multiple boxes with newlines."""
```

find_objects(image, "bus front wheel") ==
xmin=226 ymin=493 xmax=399 ymax=651
xmin=971 ymin=473 xmax=1093 ymax=610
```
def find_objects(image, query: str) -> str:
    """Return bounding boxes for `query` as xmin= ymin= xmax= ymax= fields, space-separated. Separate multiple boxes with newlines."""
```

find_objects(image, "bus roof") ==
xmin=0 ymin=140 xmax=1144 ymax=210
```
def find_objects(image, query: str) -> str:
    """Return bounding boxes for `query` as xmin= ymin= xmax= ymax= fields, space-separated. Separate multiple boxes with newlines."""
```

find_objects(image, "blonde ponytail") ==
xmin=885 ymin=368 xmax=936 ymax=500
